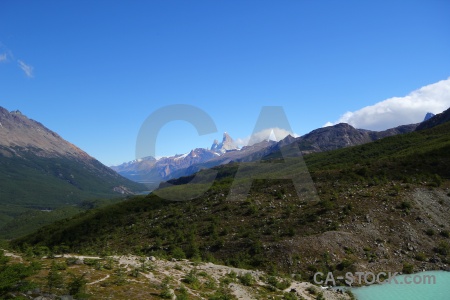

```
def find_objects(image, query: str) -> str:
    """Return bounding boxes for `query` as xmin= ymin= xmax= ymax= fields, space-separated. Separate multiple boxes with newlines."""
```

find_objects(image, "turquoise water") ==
xmin=351 ymin=271 xmax=450 ymax=300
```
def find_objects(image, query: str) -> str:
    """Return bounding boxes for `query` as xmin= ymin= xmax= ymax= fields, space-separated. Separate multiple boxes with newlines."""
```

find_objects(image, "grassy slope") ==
xmin=12 ymin=121 xmax=450 ymax=280
xmin=0 ymin=150 xmax=147 ymax=238
xmin=0 ymin=153 xmax=145 ymax=208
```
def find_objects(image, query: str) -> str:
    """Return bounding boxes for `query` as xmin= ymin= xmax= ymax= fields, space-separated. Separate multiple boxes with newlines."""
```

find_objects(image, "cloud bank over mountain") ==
xmin=235 ymin=127 xmax=299 ymax=147
xmin=324 ymin=77 xmax=450 ymax=130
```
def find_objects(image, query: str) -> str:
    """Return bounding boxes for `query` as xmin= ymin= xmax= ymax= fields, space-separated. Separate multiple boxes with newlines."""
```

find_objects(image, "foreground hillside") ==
xmin=12 ymin=116 xmax=450 ymax=288
xmin=0 ymin=249 xmax=351 ymax=299
xmin=0 ymin=107 xmax=146 ymax=238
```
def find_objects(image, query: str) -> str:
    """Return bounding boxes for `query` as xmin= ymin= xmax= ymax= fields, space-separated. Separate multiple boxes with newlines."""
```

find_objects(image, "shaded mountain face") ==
xmin=295 ymin=123 xmax=419 ymax=153
xmin=416 ymin=107 xmax=450 ymax=131
xmin=296 ymin=123 xmax=374 ymax=153
xmin=0 ymin=106 xmax=145 ymax=209
xmin=423 ymin=112 xmax=435 ymax=121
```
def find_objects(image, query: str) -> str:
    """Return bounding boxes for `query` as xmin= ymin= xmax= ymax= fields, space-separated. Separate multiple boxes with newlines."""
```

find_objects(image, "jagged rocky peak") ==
xmin=423 ymin=112 xmax=435 ymax=122
xmin=277 ymin=134 xmax=296 ymax=146
xmin=211 ymin=132 xmax=238 ymax=153
xmin=221 ymin=132 xmax=236 ymax=150
xmin=10 ymin=110 xmax=23 ymax=115
xmin=210 ymin=139 xmax=219 ymax=151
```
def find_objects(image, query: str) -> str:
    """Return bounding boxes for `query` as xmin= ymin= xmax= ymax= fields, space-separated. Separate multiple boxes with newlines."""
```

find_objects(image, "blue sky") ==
xmin=1 ymin=1 xmax=450 ymax=165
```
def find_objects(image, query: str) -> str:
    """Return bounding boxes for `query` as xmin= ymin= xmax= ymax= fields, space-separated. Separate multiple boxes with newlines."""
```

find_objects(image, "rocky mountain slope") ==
xmin=0 ymin=108 xmax=90 ymax=159
xmin=0 ymin=106 xmax=145 ymax=237
xmin=293 ymin=123 xmax=418 ymax=154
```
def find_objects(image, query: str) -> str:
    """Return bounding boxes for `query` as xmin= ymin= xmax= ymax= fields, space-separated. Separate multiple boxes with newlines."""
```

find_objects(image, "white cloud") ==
xmin=324 ymin=77 xmax=450 ymax=130
xmin=0 ymin=53 xmax=7 ymax=62
xmin=18 ymin=60 xmax=34 ymax=78
xmin=235 ymin=127 xmax=299 ymax=147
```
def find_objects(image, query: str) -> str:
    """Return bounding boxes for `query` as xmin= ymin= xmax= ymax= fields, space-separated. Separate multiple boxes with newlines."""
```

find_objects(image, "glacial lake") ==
xmin=351 ymin=270 xmax=450 ymax=300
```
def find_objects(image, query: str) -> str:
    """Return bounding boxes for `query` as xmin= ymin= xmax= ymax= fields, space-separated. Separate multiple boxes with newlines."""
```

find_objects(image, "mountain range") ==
xmin=111 ymin=132 xmax=238 ymax=189
xmin=112 ymin=120 xmax=421 ymax=190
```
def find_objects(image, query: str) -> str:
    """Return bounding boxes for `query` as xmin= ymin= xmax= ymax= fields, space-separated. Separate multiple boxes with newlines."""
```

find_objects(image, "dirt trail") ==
xmin=87 ymin=274 xmax=110 ymax=285
xmin=1 ymin=249 xmax=23 ymax=262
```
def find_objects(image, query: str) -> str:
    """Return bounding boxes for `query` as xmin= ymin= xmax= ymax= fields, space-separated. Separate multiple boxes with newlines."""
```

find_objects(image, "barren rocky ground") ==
xmin=2 ymin=250 xmax=351 ymax=299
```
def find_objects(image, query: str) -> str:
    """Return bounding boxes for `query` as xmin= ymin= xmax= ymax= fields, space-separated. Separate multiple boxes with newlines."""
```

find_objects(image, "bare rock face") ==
xmin=210 ymin=132 xmax=238 ymax=153
xmin=220 ymin=132 xmax=237 ymax=151
xmin=0 ymin=107 xmax=90 ymax=159
xmin=210 ymin=139 xmax=220 ymax=152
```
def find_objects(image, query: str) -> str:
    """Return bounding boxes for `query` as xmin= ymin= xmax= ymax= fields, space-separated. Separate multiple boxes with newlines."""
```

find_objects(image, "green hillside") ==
xmin=0 ymin=150 xmax=146 ymax=238
xmin=12 ymin=120 xmax=450 ymax=280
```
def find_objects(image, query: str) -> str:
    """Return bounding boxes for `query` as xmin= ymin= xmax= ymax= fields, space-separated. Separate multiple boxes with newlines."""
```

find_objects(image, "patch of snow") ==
xmin=174 ymin=153 xmax=189 ymax=160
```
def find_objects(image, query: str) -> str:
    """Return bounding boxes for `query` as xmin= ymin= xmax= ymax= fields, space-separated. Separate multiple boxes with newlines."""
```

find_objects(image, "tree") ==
xmin=67 ymin=273 xmax=89 ymax=299
xmin=47 ymin=263 xmax=64 ymax=293
xmin=0 ymin=250 xmax=39 ymax=296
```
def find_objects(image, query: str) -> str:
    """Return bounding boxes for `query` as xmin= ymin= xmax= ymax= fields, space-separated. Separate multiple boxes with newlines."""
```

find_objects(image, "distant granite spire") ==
xmin=210 ymin=132 xmax=238 ymax=153
xmin=423 ymin=112 xmax=435 ymax=122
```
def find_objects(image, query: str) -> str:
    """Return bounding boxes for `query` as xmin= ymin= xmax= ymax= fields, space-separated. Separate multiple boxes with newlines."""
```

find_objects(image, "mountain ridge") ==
xmin=416 ymin=107 xmax=450 ymax=131
xmin=0 ymin=107 xmax=90 ymax=160
xmin=112 ymin=122 xmax=420 ymax=190
xmin=0 ymin=106 xmax=146 ymax=238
